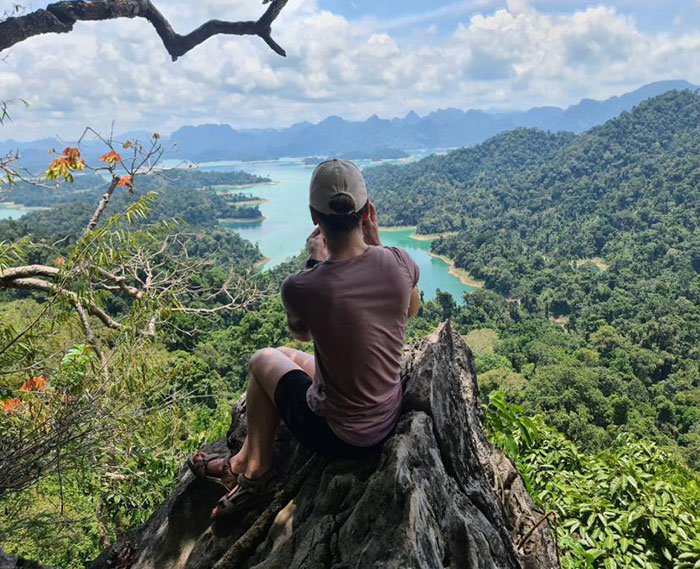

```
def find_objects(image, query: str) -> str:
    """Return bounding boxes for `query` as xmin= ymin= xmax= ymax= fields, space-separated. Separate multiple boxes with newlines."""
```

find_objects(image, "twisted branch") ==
xmin=3 ymin=276 xmax=123 ymax=329
xmin=0 ymin=0 xmax=289 ymax=61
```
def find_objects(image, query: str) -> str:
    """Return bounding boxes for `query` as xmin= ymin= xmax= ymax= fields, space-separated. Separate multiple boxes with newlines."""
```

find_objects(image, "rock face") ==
xmin=90 ymin=322 xmax=560 ymax=569
xmin=0 ymin=547 xmax=48 ymax=569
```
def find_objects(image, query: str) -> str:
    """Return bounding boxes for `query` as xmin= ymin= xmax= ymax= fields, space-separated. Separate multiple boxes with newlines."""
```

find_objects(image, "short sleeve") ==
xmin=388 ymin=247 xmax=420 ymax=289
xmin=280 ymin=274 xmax=305 ymax=329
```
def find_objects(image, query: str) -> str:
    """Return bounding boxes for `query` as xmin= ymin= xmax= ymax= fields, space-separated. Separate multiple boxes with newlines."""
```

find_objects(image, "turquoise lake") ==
xmin=0 ymin=206 xmax=28 ymax=220
xmin=204 ymin=158 xmax=474 ymax=302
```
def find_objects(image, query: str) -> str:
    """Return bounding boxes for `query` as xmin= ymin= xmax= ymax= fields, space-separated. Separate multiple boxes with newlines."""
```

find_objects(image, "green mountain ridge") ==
xmin=369 ymin=89 xmax=700 ymax=457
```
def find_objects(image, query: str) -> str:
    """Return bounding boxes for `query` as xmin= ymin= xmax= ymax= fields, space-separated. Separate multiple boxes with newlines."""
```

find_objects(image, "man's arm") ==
xmin=287 ymin=316 xmax=312 ymax=342
xmin=408 ymin=286 xmax=421 ymax=318
xmin=281 ymin=228 xmax=327 ymax=342
xmin=364 ymin=200 xmax=420 ymax=317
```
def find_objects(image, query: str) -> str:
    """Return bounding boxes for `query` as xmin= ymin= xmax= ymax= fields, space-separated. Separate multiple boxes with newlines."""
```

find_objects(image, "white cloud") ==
xmin=0 ymin=1 xmax=698 ymax=140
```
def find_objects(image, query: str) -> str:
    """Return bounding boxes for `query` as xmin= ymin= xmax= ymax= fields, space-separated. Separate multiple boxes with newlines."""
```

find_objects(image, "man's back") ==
xmin=281 ymin=245 xmax=419 ymax=446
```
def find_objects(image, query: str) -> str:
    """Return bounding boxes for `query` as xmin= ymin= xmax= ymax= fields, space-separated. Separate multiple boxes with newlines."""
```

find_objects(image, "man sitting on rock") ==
xmin=188 ymin=158 xmax=421 ymax=520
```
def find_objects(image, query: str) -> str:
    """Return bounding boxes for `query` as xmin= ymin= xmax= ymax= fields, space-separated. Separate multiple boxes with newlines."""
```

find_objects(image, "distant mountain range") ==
xmin=1 ymin=80 xmax=697 ymax=170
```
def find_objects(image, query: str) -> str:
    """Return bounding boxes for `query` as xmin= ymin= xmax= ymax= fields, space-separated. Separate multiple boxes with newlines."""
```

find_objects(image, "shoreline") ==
xmin=0 ymin=201 xmax=50 ymax=211
xmin=427 ymin=252 xmax=484 ymax=289
xmin=212 ymin=181 xmax=273 ymax=191
xmin=380 ymin=226 xmax=458 ymax=242
xmin=410 ymin=231 xmax=458 ymax=241
xmin=218 ymin=216 xmax=266 ymax=224
xmin=213 ymin=184 xmax=257 ymax=191
xmin=380 ymin=225 xmax=417 ymax=232
xmin=254 ymin=257 xmax=272 ymax=269
xmin=230 ymin=198 xmax=268 ymax=206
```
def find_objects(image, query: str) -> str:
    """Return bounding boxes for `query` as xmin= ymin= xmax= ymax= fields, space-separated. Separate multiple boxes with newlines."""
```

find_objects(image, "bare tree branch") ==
xmin=0 ymin=235 xmax=267 ymax=335
xmin=86 ymin=176 xmax=120 ymax=234
xmin=4 ymin=276 xmax=123 ymax=329
xmin=0 ymin=0 xmax=289 ymax=61
xmin=74 ymin=298 xmax=109 ymax=372
xmin=0 ymin=264 xmax=60 ymax=280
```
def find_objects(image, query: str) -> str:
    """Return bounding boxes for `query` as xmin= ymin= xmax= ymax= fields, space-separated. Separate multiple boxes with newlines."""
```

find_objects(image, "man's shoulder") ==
xmin=381 ymin=245 xmax=414 ymax=265
xmin=380 ymin=246 xmax=420 ymax=286
xmin=281 ymin=265 xmax=321 ymax=294
xmin=281 ymin=271 xmax=302 ymax=300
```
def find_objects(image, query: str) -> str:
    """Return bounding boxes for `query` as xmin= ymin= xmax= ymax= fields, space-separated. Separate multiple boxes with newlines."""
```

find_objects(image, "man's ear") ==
xmin=310 ymin=208 xmax=320 ymax=226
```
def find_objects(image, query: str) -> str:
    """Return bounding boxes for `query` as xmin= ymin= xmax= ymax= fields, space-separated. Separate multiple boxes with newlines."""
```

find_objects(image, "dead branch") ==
xmin=0 ymin=264 xmax=59 ymax=280
xmin=85 ymin=176 xmax=120 ymax=235
xmin=0 ymin=399 xmax=97 ymax=495
xmin=4 ymin=276 xmax=122 ymax=329
xmin=0 ymin=0 xmax=289 ymax=61
xmin=74 ymin=299 xmax=109 ymax=372
xmin=0 ymin=234 xmax=267 ymax=336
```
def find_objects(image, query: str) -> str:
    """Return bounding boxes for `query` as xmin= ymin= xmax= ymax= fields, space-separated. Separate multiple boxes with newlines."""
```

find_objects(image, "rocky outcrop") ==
xmin=90 ymin=322 xmax=560 ymax=569
xmin=0 ymin=547 xmax=48 ymax=569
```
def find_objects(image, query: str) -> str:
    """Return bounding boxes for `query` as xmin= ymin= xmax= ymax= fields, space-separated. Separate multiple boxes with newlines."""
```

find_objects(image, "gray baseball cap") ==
xmin=309 ymin=158 xmax=368 ymax=215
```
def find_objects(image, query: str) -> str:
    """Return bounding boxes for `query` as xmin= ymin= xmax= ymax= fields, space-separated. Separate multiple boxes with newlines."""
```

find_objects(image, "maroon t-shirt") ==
xmin=281 ymin=246 xmax=420 ymax=446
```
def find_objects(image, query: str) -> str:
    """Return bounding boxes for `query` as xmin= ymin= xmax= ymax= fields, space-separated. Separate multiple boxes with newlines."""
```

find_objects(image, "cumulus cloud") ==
xmin=0 ymin=1 xmax=698 ymax=140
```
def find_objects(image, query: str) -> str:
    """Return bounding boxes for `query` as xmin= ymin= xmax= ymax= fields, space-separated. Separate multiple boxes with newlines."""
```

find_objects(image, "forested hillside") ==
xmin=368 ymin=91 xmax=700 ymax=462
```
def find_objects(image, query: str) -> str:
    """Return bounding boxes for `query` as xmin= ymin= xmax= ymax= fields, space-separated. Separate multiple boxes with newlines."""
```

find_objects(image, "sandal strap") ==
xmin=236 ymin=469 xmax=277 ymax=494
xmin=189 ymin=450 xmax=232 ymax=478
xmin=215 ymin=469 xmax=277 ymax=515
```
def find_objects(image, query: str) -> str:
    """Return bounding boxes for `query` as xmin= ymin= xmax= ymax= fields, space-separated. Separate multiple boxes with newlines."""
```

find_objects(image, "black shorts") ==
xmin=274 ymin=369 xmax=387 ymax=460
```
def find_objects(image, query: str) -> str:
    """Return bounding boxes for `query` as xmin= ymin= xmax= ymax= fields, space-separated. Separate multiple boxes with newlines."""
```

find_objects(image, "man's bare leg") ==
xmin=212 ymin=348 xmax=303 ymax=514
xmin=201 ymin=347 xmax=315 ymax=481
xmin=233 ymin=348 xmax=305 ymax=476
xmin=276 ymin=346 xmax=316 ymax=377
xmin=226 ymin=348 xmax=314 ymax=472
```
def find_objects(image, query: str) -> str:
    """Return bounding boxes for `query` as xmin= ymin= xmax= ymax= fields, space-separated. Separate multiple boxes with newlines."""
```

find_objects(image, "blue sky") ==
xmin=0 ymin=0 xmax=699 ymax=140
xmin=320 ymin=0 xmax=699 ymax=34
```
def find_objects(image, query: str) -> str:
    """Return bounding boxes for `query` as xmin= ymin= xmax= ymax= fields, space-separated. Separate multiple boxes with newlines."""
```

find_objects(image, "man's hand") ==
xmin=306 ymin=227 xmax=328 ymax=261
xmin=362 ymin=200 xmax=382 ymax=246
xmin=408 ymin=287 xmax=421 ymax=318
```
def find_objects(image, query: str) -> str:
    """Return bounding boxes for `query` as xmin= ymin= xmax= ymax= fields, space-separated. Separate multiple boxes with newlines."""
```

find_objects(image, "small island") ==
xmin=301 ymin=156 xmax=325 ymax=167
xmin=218 ymin=204 xmax=265 ymax=223
xmin=339 ymin=148 xmax=410 ymax=161
xmin=301 ymin=149 xmax=410 ymax=166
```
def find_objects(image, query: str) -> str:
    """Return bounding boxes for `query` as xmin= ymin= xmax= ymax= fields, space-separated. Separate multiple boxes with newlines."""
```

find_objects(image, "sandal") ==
xmin=187 ymin=451 xmax=238 ymax=490
xmin=211 ymin=469 xmax=278 ymax=520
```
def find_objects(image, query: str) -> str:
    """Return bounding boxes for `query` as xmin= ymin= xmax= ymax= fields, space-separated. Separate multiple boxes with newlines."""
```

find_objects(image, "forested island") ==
xmin=339 ymin=148 xmax=410 ymax=161
xmin=0 ymin=168 xmax=270 ymax=208
xmin=300 ymin=148 xmax=409 ymax=166
xmin=301 ymin=156 xmax=324 ymax=166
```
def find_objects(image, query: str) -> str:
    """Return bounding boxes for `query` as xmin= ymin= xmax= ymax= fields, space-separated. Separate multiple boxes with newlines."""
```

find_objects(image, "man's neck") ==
xmin=325 ymin=229 xmax=369 ymax=262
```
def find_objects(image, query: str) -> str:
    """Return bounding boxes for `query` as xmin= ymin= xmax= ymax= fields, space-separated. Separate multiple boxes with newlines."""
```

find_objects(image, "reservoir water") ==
xmin=204 ymin=158 xmax=474 ymax=302
xmin=0 ymin=206 xmax=29 ymax=221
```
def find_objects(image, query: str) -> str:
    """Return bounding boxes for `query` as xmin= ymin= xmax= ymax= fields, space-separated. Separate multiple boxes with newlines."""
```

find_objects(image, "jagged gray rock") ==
xmin=0 ymin=546 xmax=49 ymax=569
xmin=90 ymin=322 xmax=560 ymax=569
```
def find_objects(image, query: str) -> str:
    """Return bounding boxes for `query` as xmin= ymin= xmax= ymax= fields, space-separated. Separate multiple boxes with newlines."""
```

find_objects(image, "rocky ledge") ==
xmin=89 ymin=322 xmax=560 ymax=569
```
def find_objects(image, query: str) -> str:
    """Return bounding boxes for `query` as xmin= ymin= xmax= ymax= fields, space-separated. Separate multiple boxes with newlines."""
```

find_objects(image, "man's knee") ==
xmin=276 ymin=346 xmax=293 ymax=358
xmin=249 ymin=347 xmax=279 ymax=374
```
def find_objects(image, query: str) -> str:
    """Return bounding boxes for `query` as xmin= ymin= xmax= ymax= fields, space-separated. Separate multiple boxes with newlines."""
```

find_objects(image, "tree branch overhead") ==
xmin=0 ymin=0 xmax=289 ymax=61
